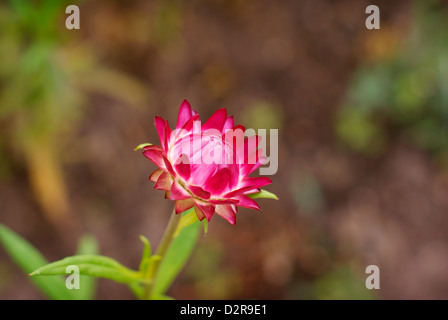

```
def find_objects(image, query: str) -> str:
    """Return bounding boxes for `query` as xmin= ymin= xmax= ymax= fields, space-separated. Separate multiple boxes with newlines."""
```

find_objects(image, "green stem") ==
xmin=142 ymin=206 xmax=181 ymax=300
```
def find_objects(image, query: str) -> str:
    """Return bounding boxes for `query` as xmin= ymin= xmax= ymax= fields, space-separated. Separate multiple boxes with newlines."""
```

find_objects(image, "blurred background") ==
xmin=1 ymin=0 xmax=448 ymax=299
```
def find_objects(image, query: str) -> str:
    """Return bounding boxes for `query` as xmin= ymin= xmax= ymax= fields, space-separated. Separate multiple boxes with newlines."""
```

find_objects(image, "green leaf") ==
xmin=132 ymin=255 xmax=161 ymax=299
xmin=134 ymin=143 xmax=152 ymax=151
xmin=29 ymin=255 xmax=141 ymax=284
xmin=151 ymin=221 xmax=200 ymax=296
xmin=70 ymin=234 xmax=99 ymax=300
xmin=173 ymin=208 xmax=197 ymax=237
xmin=143 ymin=255 xmax=161 ymax=279
xmin=138 ymin=235 xmax=152 ymax=273
xmin=174 ymin=207 xmax=209 ymax=237
xmin=128 ymin=281 xmax=144 ymax=299
xmin=202 ymin=219 xmax=208 ymax=235
xmin=247 ymin=189 xmax=279 ymax=200
xmin=140 ymin=235 xmax=152 ymax=260
xmin=0 ymin=224 xmax=73 ymax=300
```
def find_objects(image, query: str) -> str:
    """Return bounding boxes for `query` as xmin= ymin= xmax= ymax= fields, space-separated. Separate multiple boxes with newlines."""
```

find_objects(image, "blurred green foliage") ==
xmin=0 ymin=0 xmax=82 ymax=143
xmin=0 ymin=0 xmax=83 ymax=226
xmin=290 ymin=265 xmax=377 ymax=300
xmin=241 ymin=101 xmax=283 ymax=130
xmin=312 ymin=265 xmax=377 ymax=300
xmin=0 ymin=223 xmax=99 ymax=299
xmin=337 ymin=0 xmax=448 ymax=157
xmin=0 ymin=0 xmax=150 ymax=227
xmin=185 ymin=239 xmax=242 ymax=299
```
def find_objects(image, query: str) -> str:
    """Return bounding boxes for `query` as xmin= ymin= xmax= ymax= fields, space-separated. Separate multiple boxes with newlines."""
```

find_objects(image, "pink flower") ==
xmin=141 ymin=100 xmax=272 ymax=225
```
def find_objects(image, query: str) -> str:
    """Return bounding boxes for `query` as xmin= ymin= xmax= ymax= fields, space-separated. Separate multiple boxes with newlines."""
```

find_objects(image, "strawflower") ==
xmin=141 ymin=100 xmax=273 ymax=225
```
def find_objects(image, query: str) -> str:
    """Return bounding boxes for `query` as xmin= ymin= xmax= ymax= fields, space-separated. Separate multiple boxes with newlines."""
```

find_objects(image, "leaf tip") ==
xmin=202 ymin=219 xmax=208 ymax=235
xmin=134 ymin=143 xmax=152 ymax=151
xmin=247 ymin=189 xmax=279 ymax=200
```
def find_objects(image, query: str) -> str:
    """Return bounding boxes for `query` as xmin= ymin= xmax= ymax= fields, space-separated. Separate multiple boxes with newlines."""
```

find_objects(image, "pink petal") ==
xmin=203 ymin=167 xmax=230 ymax=195
xmin=154 ymin=116 xmax=167 ymax=151
xmin=181 ymin=113 xmax=200 ymax=132
xmin=175 ymin=198 xmax=195 ymax=214
xmin=228 ymin=163 xmax=239 ymax=189
xmin=208 ymin=198 xmax=239 ymax=205
xmin=177 ymin=100 xmax=193 ymax=129
xmin=190 ymin=163 xmax=217 ymax=186
xmin=223 ymin=185 xmax=257 ymax=198
xmin=189 ymin=185 xmax=211 ymax=199
xmin=154 ymin=172 xmax=173 ymax=191
xmin=149 ymin=169 xmax=164 ymax=182
xmin=238 ymin=176 xmax=272 ymax=190
xmin=143 ymin=145 xmax=167 ymax=170
xmin=169 ymin=180 xmax=191 ymax=200
xmin=173 ymin=154 xmax=191 ymax=181
xmin=162 ymin=155 xmax=176 ymax=177
xmin=224 ymin=127 xmax=244 ymax=164
xmin=215 ymin=204 xmax=237 ymax=225
xmin=223 ymin=116 xmax=234 ymax=133
xmin=202 ymin=108 xmax=227 ymax=132
xmin=244 ymin=188 xmax=260 ymax=196
xmin=165 ymin=119 xmax=172 ymax=150
xmin=234 ymin=195 xmax=261 ymax=210
xmin=239 ymin=149 xmax=265 ymax=177
xmin=234 ymin=127 xmax=246 ymax=155
xmin=237 ymin=135 xmax=261 ymax=164
xmin=227 ymin=124 xmax=246 ymax=150
xmin=247 ymin=154 xmax=267 ymax=176
xmin=194 ymin=201 xmax=215 ymax=221
xmin=193 ymin=205 xmax=206 ymax=221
